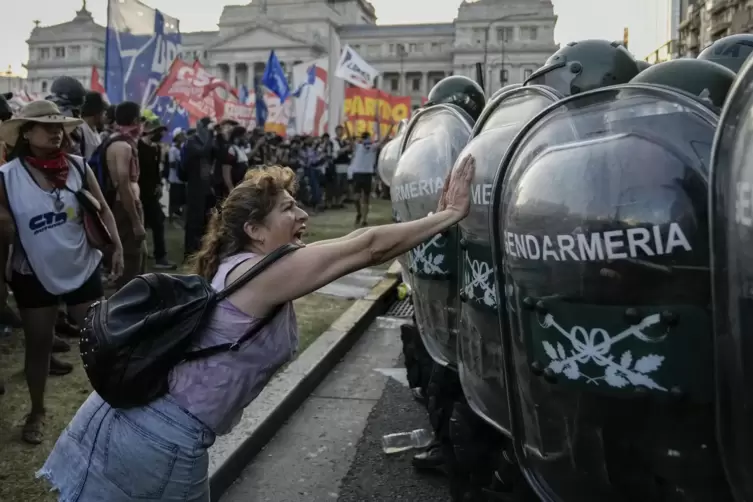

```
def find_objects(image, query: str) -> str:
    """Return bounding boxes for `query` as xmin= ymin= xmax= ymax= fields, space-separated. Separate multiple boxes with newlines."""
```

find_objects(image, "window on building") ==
xmin=54 ymin=46 xmax=66 ymax=58
xmin=98 ymin=48 xmax=105 ymax=60
xmin=368 ymin=44 xmax=380 ymax=55
xmin=521 ymin=26 xmax=539 ymax=41
xmin=431 ymin=42 xmax=440 ymax=52
xmin=391 ymin=78 xmax=399 ymax=92
xmin=500 ymin=69 xmax=509 ymax=84
xmin=203 ymin=50 xmax=208 ymax=59
xmin=411 ymin=77 xmax=420 ymax=91
xmin=69 ymin=45 xmax=81 ymax=59
xmin=524 ymin=69 xmax=533 ymax=80
xmin=41 ymin=81 xmax=48 ymax=92
xmin=39 ymin=48 xmax=50 ymax=60
xmin=409 ymin=43 xmax=418 ymax=52
xmin=473 ymin=28 xmax=486 ymax=45
xmin=496 ymin=27 xmax=514 ymax=43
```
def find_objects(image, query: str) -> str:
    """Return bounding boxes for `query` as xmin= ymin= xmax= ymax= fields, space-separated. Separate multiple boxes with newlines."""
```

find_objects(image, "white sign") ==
xmin=504 ymin=223 xmax=692 ymax=262
xmin=334 ymin=45 xmax=379 ymax=89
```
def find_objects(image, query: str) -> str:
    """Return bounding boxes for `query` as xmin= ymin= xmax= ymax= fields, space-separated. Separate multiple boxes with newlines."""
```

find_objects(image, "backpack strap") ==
xmin=181 ymin=243 xmax=301 ymax=361
xmin=65 ymin=154 xmax=89 ymax=191
xmin=217 ymin=242 xmax=301 ymax=300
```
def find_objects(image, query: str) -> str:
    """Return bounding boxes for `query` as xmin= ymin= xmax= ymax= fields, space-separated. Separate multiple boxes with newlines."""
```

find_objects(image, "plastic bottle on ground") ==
xmin=381 ymin=428 xmax=433 ymax=454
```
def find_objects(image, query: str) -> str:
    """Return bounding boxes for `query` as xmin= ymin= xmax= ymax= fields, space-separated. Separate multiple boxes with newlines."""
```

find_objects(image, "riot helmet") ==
xmin=631 ymin=58 xmax=735 ymax=108
xmin=47 ymin=76 xmax=86 ymax=117
xmin=698 ymin=34 xmax=753 ymax=73
xmin=426 ymin=75 xmax=486 ymax=122
xmin=636 ymin=60 xmax=651 ymax=72
xmin=525 ymin=39 xmax=639 ymax=96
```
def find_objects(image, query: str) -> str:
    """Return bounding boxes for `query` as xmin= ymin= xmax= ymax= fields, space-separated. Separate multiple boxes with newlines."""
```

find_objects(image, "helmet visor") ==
xmin=525 ymin=61 xmax=578 ymax=96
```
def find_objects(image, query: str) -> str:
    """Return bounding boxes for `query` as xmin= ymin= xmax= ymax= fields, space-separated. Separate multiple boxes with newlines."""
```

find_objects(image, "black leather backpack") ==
xmin=80 ymin=243 xmax=300 ymax=409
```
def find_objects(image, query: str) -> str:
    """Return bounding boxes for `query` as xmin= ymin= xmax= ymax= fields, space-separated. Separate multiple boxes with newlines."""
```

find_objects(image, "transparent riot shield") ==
xmin=710 ymin=57 xmax=753 ymax=502
xmin=392 ymin=104 xmax=474 ymax=367
xmin=453 ymin=85 xmax=563 ymax=437
xmin=377 ymin=118 xmax=408 ymax=188
xmin=490 ymin=84 xmax=732 ymax=501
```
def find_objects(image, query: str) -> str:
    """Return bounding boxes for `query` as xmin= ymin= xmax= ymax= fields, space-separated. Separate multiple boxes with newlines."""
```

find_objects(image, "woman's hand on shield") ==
xmin=437 ymin=154 xmax=475 ymax=221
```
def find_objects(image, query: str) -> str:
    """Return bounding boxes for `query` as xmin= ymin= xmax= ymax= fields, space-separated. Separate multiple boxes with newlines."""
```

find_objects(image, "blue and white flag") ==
xmin=292 ymin=64 xmax=317 ymax=98
xmin=253 ymin=76 xmax=268 ymax=127
xmin=239 ymin=85 xmax=250 ymax=106
xmin=261 ymin=51 xmax=290 ymax=102
xmin=105 ymin=0 xmax=182 ymax=107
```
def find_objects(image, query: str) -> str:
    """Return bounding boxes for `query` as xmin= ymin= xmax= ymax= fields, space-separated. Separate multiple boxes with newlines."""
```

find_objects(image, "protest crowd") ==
xmin=0 ymin=74 xmax=394 ymax=430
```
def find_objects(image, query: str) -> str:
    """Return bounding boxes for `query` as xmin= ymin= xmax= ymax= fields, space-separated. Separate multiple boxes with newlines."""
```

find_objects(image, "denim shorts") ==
xmin=37 ymin=392 xmax=216 ymax=501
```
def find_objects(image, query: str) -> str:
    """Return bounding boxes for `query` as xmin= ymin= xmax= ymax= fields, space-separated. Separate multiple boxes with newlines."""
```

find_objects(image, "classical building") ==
xmin=678 ymin=0 xmax=753 ymax=58
xmin=24 ymin=0 xmax=558 ymax=110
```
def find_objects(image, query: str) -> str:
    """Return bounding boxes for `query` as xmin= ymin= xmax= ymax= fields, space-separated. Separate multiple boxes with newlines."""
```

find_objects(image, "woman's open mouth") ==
xmin=293 ymin=226 xmax=306 ymax=243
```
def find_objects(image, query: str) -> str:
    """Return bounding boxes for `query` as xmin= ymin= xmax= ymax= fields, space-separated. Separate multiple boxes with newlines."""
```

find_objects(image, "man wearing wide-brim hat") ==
xmin=0 ymin=99 xmax=123 ymax=444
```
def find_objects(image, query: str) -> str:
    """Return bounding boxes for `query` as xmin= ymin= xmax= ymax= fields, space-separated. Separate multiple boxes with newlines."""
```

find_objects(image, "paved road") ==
xmin=220 ymin=315 xmax=451 ymax=502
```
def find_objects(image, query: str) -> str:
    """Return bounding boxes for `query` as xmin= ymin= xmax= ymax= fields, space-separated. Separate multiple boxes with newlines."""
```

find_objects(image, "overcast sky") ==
xmin=1 ymin=0 xmax=672 ymax=76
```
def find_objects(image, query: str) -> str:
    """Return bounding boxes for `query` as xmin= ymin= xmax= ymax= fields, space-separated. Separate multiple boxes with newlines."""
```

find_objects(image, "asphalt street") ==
xmin=220 ymin=314 xmax=451 ymax=502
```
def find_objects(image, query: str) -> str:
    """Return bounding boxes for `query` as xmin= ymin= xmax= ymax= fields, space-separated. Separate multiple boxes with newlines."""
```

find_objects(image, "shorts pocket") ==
xmin=103 ymin=411 xmax=179 ymax=499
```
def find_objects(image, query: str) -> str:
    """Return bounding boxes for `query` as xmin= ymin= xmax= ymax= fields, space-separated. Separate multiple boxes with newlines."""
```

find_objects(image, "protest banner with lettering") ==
xmin=156 ymin=59 xmax=255 ymax=127
xmin=343 ymin=87 xmax=411 ymax=138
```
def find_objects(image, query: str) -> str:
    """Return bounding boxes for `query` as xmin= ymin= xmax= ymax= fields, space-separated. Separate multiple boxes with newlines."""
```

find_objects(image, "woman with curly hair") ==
xmin=39 ymin=155 xmax=476 ymax=501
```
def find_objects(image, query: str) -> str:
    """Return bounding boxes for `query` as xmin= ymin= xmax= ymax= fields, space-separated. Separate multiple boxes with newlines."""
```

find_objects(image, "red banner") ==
xmin=343 ymin=87 xmax=411 ymax=138
xmin=155 ymin=59 xmax=254 ymax=127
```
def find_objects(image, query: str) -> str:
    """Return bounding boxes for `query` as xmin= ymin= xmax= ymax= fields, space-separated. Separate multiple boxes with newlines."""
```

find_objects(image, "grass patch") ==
xmin=0 ymin=199 xmax=392 ymax=501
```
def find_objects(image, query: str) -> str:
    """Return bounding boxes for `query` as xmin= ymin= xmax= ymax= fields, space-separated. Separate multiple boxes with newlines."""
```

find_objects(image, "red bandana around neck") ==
xmin=114 ymin=124 xmax=143 ymax=145
xmin=24 ymin=152 xmax=69 ymax=189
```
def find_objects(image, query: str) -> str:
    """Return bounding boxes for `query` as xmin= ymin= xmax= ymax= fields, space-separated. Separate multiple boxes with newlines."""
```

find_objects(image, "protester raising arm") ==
xmin=226 ymin=154 xmax=475 ymax=317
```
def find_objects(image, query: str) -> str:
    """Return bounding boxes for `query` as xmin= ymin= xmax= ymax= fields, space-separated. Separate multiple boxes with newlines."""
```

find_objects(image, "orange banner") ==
xmin=343 ymin=87 xmax=411 ymax=138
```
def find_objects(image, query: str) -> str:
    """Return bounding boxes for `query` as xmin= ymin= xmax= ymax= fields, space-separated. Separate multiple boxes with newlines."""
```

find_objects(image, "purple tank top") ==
xmin=168 ymin=252 xmax=299 ymax=435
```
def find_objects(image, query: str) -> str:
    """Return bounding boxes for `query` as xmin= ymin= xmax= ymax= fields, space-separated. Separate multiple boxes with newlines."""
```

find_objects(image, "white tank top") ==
xmin=1 ymin=157 xmax=103 ymax=295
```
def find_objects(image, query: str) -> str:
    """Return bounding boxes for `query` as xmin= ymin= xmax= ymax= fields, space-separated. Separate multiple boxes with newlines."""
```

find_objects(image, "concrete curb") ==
xmin=208 ymin=270 xmax=400 ymax=501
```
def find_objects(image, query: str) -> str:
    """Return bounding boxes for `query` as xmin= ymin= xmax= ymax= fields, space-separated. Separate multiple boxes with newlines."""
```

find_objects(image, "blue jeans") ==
xmin=37 ymin=392 xmax=216 ymax=501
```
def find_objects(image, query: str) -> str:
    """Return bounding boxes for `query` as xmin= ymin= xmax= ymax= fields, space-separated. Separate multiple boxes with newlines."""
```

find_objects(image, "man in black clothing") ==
xmin=183 ymin=117 xmax=217 ymax=260
xmin=138 ymin=119 xmax=177 ymax=270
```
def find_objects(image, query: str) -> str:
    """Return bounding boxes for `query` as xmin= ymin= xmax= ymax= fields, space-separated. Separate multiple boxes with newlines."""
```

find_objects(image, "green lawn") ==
xmin=0 ymin=199 xmax=392 ymax=502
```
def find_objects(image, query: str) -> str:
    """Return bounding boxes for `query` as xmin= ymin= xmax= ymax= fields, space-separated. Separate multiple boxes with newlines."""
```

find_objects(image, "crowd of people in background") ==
xmin=0 ymin=76 xmax=393 ymax=444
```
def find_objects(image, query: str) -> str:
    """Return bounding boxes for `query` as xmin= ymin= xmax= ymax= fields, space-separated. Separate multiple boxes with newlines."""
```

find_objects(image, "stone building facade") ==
xmin=678 ymin=0 xmax=753 ymax=58
xmin=24 ymin=0 xmax=558 ymax=110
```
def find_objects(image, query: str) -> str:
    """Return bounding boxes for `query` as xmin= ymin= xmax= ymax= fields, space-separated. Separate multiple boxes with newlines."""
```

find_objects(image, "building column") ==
xmin=421 ymin=72 xmax=428 ymax=96
xmin=229 ymin=64 xmax=237 ymax=88
xmin=247 ymin=64 xmax=255 ymax=89
xmin=374 ymin=75 xmax=381 ymax=90
xmin=398 ymin=72 xmax=405 ymax=95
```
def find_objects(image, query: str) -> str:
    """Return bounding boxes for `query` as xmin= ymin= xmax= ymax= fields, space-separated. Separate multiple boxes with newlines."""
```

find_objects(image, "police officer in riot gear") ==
xmin=490 ymin=74 xmax=733 ymax=501
xmin=710 ymin=51 xmax=753 ymax=502
xmin=450 ymin=82 xmax=563 ymax=502
xmin=698 ymin=33 xmax=753 ymax=73
xmin=524 ymin=39 xmax=640 ymax=96
xmin=391 ymin=75 xmax=482 ymax=492
xmin=631 ymin=58 xmax=736 ymax=108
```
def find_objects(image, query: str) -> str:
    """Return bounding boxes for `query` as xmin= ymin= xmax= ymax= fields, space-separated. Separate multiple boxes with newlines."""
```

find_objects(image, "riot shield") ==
xmin=377 ymin=119 xmax=408 ymax=188
xmin=392 ymin=104 xmax=474 ymax=367
xmin=710 ymin=57 xmax=753 ymax=502
xmin=453 ymin=85 xmax=563 ymax=438
xmin=491 ymin=84 xmax=732 ymax=501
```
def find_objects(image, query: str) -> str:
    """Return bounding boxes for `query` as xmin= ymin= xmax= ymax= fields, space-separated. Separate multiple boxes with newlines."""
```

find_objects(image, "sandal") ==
xmin=22 ymin=412 xmax=45 ymax=445
xmin=49 ymin=356 xmax=73 ymax=376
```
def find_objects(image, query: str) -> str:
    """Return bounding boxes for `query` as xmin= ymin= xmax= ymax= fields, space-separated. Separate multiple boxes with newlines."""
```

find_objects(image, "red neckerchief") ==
xmin=24 ymin=151 xmax=69 ymax=189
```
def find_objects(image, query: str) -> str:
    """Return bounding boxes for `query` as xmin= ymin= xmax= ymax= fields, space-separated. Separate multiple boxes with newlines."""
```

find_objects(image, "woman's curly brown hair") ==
xmin=189 ymin=165 xmax=298 ymax=280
